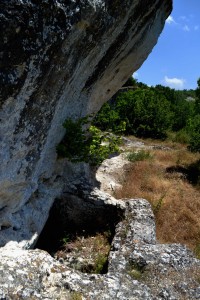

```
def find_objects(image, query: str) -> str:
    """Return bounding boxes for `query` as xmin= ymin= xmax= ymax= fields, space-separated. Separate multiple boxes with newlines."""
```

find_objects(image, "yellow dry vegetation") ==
xmin=116 ymin=143 xmax=200 ymax=252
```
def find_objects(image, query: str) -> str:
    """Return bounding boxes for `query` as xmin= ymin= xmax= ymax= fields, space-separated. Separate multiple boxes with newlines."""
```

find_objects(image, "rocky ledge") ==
xmin=0 ymin=198 xmax=199 ymax=299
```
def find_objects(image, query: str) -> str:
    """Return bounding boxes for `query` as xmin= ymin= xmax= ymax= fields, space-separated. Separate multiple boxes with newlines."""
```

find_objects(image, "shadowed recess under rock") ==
xmin=35 ymin=195 xmax=124 ymax=273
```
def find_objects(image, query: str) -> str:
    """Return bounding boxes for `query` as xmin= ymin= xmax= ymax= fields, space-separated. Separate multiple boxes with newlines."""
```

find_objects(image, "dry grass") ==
xmin=63 ymin=232 xmax=110 ymax=257
xmin=55 ymin=232 xmax=111 ymax=273
xmin=115 ymin=145 xmax=200 ymax=251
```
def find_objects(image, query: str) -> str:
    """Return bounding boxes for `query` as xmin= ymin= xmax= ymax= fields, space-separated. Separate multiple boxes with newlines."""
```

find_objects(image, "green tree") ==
xmin=154 ymin=85 xmax=176 ymax=105
xmin=187 ymin=115 xmax=200 ymax=152
xmin=57 ymin=117 xmax=121 ymax=165
xmin=115 ymin=89 xmax=173 ymax=138
xmin=196 ymin=78 xmax=200 ymax=99
xmin=93 ymin=102 xmax=120 ymax=132
xmin=195 ymin=78 xmax=200 ymax=114
xmin=122 ymin=77 xmax=138 ymax=87
xmin=154 ymin=84 xmax=196 ymax=131
xmin=172 ymin=99 xmax=195 ymax=131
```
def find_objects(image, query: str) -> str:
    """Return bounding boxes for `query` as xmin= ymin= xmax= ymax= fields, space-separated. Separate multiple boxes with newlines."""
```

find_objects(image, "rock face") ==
xmin=4 ymin=1 xmax=197 ymax=299
xmin=0 ymin=199 xmax=199 ymax=299
xmin=0 ymin=0 xmax=172 ymax=245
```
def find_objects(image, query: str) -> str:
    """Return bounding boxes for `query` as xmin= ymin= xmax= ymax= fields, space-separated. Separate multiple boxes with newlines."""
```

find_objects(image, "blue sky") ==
xmin=134 ymin=0 xmax=200 ymax=90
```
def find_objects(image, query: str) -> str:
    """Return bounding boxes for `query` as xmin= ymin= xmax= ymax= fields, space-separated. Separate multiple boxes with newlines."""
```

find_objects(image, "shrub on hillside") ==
xmin=57 ymin=116 xmax=121 ymax=165
xmin=127 ymin=150 xmax=153 ymax=162
xmin=171 ymin=129 xmax=190 ymax=144
xmin=187 ymin=115 xmax=200 ymax=153
xmin=93 ymin=102 xmax=122 ymax=132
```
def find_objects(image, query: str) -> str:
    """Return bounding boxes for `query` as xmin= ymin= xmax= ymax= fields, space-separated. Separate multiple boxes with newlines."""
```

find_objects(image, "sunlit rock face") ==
xmin=0 ymin=199 xmax=199 ymax=300
xmin=0 ymin=0 xmax=172 ymax=246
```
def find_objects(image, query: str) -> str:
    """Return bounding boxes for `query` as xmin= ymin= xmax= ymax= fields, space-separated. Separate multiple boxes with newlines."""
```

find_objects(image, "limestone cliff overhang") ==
xmin=0 ymin=0 xmax=172 ymax=246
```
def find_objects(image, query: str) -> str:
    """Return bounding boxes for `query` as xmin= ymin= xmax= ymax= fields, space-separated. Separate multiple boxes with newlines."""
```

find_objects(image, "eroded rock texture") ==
xmin=0 ymin=199 xmax=199 ymax=299
xmin=0 ymin=0 xmax=172 ymax=246
xmin=1 ymin=2 xmax=199 ymax=299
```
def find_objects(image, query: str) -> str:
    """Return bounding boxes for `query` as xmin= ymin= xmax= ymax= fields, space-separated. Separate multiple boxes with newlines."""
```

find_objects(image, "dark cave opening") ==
xmin=35 ymin=195 xmax=124 ymax=274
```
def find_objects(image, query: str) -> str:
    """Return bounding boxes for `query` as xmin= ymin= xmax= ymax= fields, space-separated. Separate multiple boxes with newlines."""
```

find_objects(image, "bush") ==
xmin=126 ymin=150 xmax=153 ymax=162
xmin=187 ymin=115 xmax=200 ymax=153
xmin=171 ymin=129 xmax=190 ymax=144
xmin=56 ymin=116 xmax=89 ymax=161
xmin=93 ymin=102 xmax=120 ymax=131
xmin=87 ymin=126 xmax=121 ymax=165
xmin=93 ymin=102 xmax=126 ymax=133
xmin=94 ymin=89 xmax=173 ymax=139
xmin=120 ymin=89 xmax=173 ymax=138
xmin=57 ymin=116 xmax=121 ymax=165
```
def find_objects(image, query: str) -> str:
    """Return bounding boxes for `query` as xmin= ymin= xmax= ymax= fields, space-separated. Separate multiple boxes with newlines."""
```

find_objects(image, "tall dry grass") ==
xmin=115 ymin=146 xmax=200 ymax=251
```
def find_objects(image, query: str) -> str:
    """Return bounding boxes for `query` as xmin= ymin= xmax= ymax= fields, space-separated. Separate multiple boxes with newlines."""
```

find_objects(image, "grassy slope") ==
xmin=115 ymin=138 xmax=200 ymax=255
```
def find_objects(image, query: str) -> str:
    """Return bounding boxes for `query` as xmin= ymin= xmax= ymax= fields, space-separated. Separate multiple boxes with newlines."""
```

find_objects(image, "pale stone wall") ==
xmin=0 ymin=0 xmax=171 ymax=246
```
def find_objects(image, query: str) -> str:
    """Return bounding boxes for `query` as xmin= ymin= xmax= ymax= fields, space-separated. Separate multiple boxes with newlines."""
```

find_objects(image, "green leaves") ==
xmin=95 ymin=88 xmax=173 ymax=139
xmin=57 ymin=117 xmax=121 ymax=165
xmin=126 ymin=150 xmax=153 ymax=162
xmin=187 ymin=115 xmax=200 ymax=152
xmin=93 ymin=80 xmax=200 ymax=149
xmin=58 ymin=78 xmax=200 ymax=160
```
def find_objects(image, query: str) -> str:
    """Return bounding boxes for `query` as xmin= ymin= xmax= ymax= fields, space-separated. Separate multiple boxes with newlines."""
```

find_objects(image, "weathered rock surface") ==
xmin=0 ymin=0 xmax=172 ymax=245
xmin=95 ymin=137 xmax=172 ymax=194
xmin=3 ymin=1 xmax=198 ymax=299
xmin=0 ymin=199 xmax=199 ymax=299
xmin=96 ymin=153 xmax=130 ymax=194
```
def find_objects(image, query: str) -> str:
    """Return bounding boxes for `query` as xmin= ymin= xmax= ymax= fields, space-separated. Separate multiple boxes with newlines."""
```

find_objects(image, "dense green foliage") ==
xmin=57 ymin=116 xmax=121 ymax=165
xmin=94 ymin=88 xmax=173 ymax=139
xmin=187 ymin=78 xmax=200 ymax=152
xmin=93 ymin=77 xmax=200 ymax=152
xmin=58 ymin=77 xmax=200 ymax=165
xmin=187 ymin=115 xmax=200 ymax=152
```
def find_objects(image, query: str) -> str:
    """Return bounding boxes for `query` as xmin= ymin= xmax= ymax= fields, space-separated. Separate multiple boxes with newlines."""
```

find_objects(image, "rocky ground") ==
xmin=0 ymin=198 xmax=199 ymax=299
xmin=0 ymin=138 xmax=200 ymax=299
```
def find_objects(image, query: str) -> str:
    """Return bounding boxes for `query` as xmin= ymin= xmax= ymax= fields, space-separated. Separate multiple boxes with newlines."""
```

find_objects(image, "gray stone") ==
xmin=0 ymin=198 xmax=199 ymax=299
xmin=2 ymin=1 xmax=198 ymax=300
xmin=0 ymin=0 xmax=172 ymax=245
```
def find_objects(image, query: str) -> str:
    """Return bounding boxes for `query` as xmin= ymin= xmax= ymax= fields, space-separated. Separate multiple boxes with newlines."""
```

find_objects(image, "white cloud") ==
xmin=166 ymin=15 xmax=176 ymax=24
xmin=166 ymin=15 xmax=195 ymax=33
xmin=179 ymin=16 xmax=187 ymax=21
xmin=163 ymin=76 xmax=186 ymax=89
xmin=183 ymin=25 xmax=190 ymax=32
xmin=133 ymin=72 xmax=139 ymax=79
xmin=179 ymin=16 xmax=188 ymax=21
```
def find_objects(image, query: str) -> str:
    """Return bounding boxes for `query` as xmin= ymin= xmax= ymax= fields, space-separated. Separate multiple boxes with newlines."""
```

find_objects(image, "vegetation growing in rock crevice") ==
xmin=55 ymin=231 xmax=111 ymax=274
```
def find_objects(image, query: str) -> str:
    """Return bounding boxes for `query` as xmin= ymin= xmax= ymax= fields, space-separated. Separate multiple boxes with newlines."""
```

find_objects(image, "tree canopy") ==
xmin=93 ymin=77 xmax=200 ymax=152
